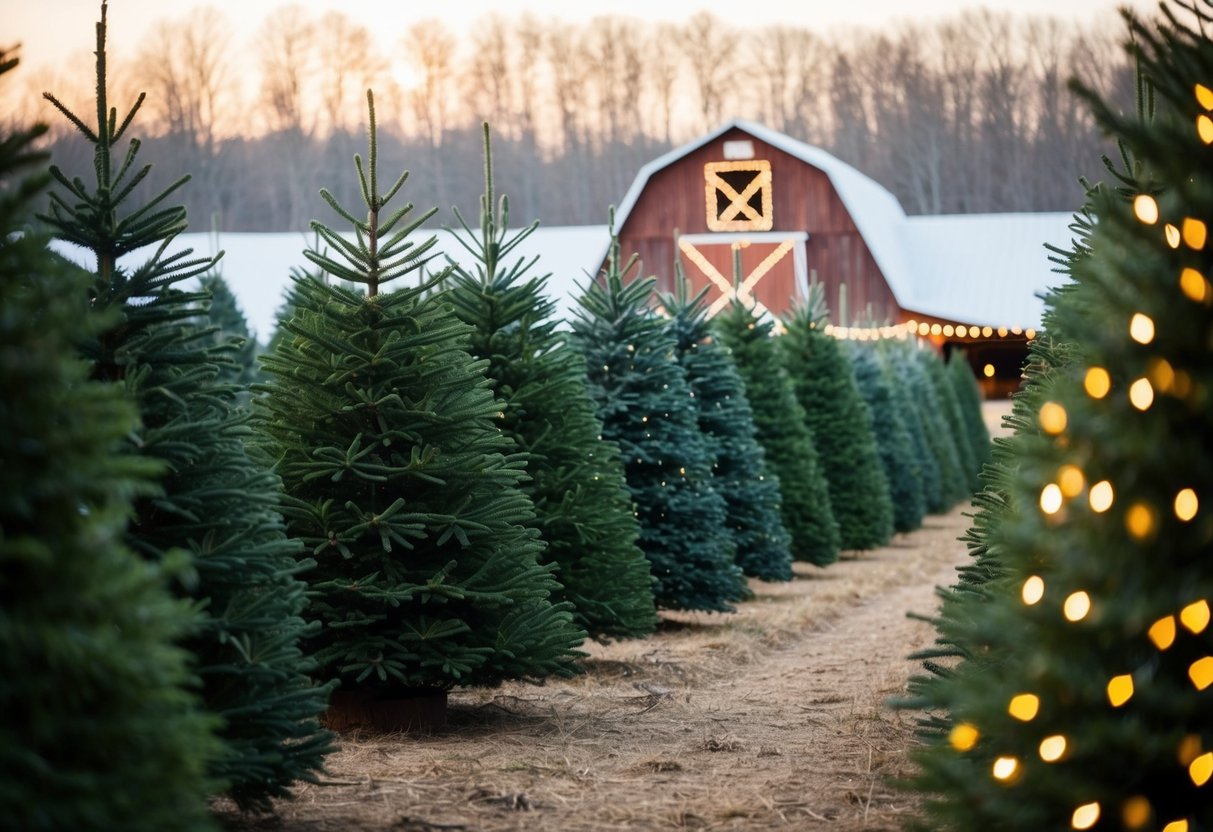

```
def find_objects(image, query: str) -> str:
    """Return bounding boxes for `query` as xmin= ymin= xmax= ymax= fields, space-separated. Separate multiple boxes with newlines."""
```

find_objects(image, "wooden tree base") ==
xmin=324 ymin=688 xmax=448 ymax=732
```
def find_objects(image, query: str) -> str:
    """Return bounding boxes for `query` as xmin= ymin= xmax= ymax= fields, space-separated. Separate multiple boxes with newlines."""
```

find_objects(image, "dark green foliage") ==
xmin=713 ymin=301 xmax=840 ymax=566
xmin=443 ymin=128 xmax=656 ymax=639
xmin=201 ymin=271 xmax=260 ymax=389
xmin=39 ymin=7 xmax=333 ymax=809
xmin=924 ymin=347 xmax=980 ymax=492
xmin=889 ymin=341 xmax=967 ymax=511
xmin=846 ymin=341 xmax=926 ymax=534
xmin=780 ymin=291 xmax=894 ymax=550
xmin=877 ymin=340 xmax=945 ymax=518
xmin=660 ymin=275 xmax=793 ymax=583
xmin=0 ymin=55 xmax=218 ymax=828
xmin=947 ymin=350 xmax=992 ymax=481
xmin=572 ymin=223 xmax=743 ymax=611
xmin=257 ymin=94 xmax=585 ymax=694
xmin=905 ymin=5 xmax=1213 ymax=828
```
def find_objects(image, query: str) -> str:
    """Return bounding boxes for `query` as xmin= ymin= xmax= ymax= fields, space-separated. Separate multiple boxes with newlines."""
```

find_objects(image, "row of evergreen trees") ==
xmin=1 ymin=4 xmax=989 ymax=826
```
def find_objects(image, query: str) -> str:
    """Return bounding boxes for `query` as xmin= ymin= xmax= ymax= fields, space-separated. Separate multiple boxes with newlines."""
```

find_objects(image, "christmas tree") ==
xmin=39 ymin=5 xmax=332 ymax=809
xmin=571 ymin=220 xmax=743 ymax=611
xmin=876 ymin=338 xmax=945 ymax=516
xmin=200 ymin=271 xmax=260 ymax=390
xmin=845 ymin=341 xmax=926 ymax=534
xmin=947 ymin=349 xmax=993 ymax=480
xmin=923 ymin=346 xmax=981 ymax=492
xmin=659 ymin=269 xmax=793 ymax=583
xmin=0 ymin=50 xmax=217 ymax=830
xmin=889 ymin=340 xmax=967 ymax=511
xmin=443 ymin=127 xmax=656 ymax=640
xmin=256 ymin=93 xmax=585 ymax=706
xmin=780 ymin=289 xmax=894 ymax=550
xmin=906 ymin=5 xmax=1213 ymax=828
xmin=713 ymin=300 xmax=840 ymax=566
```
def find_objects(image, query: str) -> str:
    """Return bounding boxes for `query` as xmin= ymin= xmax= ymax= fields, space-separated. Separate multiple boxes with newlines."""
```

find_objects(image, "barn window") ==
xmin=705 ymin=160 xmax=773 ymax=232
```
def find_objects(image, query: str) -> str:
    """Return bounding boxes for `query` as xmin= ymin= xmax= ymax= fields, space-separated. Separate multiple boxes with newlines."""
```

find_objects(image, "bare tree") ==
xmin=256 ymin=6 xmax=315 ymax=137
xmin=315 ymin=11 xmax=387 ymax=136
xmin=643 ymin=23 xmax=681 ymax=144
xmin=678 ymin=12 xmax=740 ymax=131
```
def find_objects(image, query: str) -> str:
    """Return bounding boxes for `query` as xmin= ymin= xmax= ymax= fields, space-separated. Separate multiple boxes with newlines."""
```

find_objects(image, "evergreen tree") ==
xmin=0 ymin=50 xmax=218 ymax=830
xmin=780 ymin=289 xmax=894 ymax=550
xmin=846 ymin=341 xmax=926 ymax=534
xmin=39 ymin=6 xmax=333 ymax=809
xmin=443 ymin=127 xmax=656 ymax=639
xmin=906 ymin=6 xmax=1213 ymax=828
xmin=891 ymin=340 xmax=967 ymax=510
xmin=947 ymin=349 xmax=993 ymax=479
xmin=659 ymin=272 xmax=793 ymax=583
xmin=923 ymin=345 xmax=981 ymax=492
xmin=877 ymin=338 xmax=945 ymax=516
xmin=256 ymin=92 xmax=585 ymax=700
xmin=571 ymin=219 xmax=742 ymax=611
xmin=713 ymin=300 xmax=840 ymax=566
xmin=200 ymin=271 xmax=260 ymax=389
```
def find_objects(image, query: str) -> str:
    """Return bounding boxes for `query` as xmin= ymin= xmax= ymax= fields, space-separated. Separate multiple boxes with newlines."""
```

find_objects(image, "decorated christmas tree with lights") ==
xmin=572 ymin=220 xmax=744 ymax=611
xmin=906 ymin=5 xmax=1213 ymax=829
xmin=444 ymin=128 xmax=656 ymax=639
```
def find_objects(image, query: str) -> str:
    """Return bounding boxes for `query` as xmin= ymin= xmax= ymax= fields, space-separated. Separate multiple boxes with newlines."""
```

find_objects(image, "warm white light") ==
xmin=1126 ymin=502 xmax=1156 ymax=540
xmin=1199 ymin=114 xmax=1213 ymax=144
xmin=1064 ymin=591 xmax=1091 ymax=622
xmin=1175 ymin=488 xmax=1199 ymax=522
xmin=1129 ymin=378 xmax=1155 ymax=411
xmin=1039 ymin=401 xmax=1068 ymax=434
xmin=931 ymin=323 xmax=942 ymax=336
xmin=1134 ymin=194 xmax=1159 ymax=224
xmin=1022 ymin=575 xmax=1045 ymax=605
xmin=1089 ymin=480 xmax=1115 ymax=513
xmin=1058 ymin=465 xmax=1085 ymax=498
xmin=983 ymin=363 xmax=995 ymax=378
xmin=1040 ymin=483 xmax=1064 ymax=515
xmin=1166 ymin=223 xmax=1182 ymax=248
xmin=949 ymin=722 xmax=979 ymax=751
xmin=1085 ymin=367 xmax=1111 ymax=399
xmin=956 ymin=325 xmax=968 ymax=338
xmin=1008 ymin=693 xmax=1040 ymax=721
xmin=982 ymin=326 xmax=993 ymax=337
xmin=1073 ymin=802 xmax=1101 ymax=830
xmin=1130 ymin=313 xmax=1155 ymax=344
xmin=992 ymin=756 xmax=1018 ymax=781
xmin=1040 ymin=734 xmax=1067 ymax=762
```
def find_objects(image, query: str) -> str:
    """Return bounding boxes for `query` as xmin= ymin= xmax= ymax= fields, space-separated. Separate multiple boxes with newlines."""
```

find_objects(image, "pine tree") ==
xmin=443 ymin=127 xmax=656 ymax=640
xmin=659 ymin=272 xmax=793 ymax=583
xmin=256 ymin=93 xmax=585 ymax=704
xmin=0 ymin=50 xmax=218 ymax=830
xmin=571 ymin=220 xmax=742 ymax=611
xmin=713 ymin=300 xmax=840 ymax=566
xmin=201 ymin=271 xmax=260 ymax=389
xmin=890 ymin=340 xmax=967 ymax=510
xmin=39 ymin=5 xmax=333 ymax=809
xmin=846 ymin=341 xmax=926 ymax=534
xmin=924 ymin=346 xmax=981 ymax=492
xmin=947 ymin=349 xmax=993 ymax=479
xmin=877 ymin=338 xmax=945 ymax=517
xmin=780 ymin=289 xmax=894 ymax=550
xmin=906 ymin=5 xmax=1213 ymax=827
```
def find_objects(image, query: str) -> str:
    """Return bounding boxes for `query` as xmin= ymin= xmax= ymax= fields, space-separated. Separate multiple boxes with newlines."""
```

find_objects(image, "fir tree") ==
xmin=713 ymin=300 xmax=840 ymax=566
xmin=201 ymin=271 xmax=260 ymax=389
xmin=780 ymin=289 xmax=894 ymax=550
xmin=659 ymin=271 xmax=793 ymax=583
xmin=443 ymin=126 xmax=656 ymax=639
xmin=923 ymin=345 xmax=981 ymax=492
xmin=256 ymin=93 xmax=585 ymax=700
xmin=877 ymin=338 xmax=945 ymax=517
xmin=0 ymin=50 xmax=218 ymax=830
xmin=571 ymin=219 xmax=742 ymax=611
xmin=906 ymin=5 xmax=1213 ymax=827
xmin=846 ymin=341 xmax=926 ymax=534
xmin=890 ymin=340 xmax=967 ymax=510
xmin=947 ymin=349 xmax=993 ymax=479
xmin=39 ymin=5 xmax=333 ymax=809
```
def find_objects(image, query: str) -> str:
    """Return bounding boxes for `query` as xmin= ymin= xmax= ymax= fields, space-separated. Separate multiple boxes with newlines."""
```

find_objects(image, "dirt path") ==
xmin=218 ymin=505 xmax=971 ymax=832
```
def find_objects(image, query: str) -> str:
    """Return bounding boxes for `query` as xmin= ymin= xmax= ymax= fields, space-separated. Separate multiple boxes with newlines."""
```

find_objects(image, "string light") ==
xmin=1022 ymin=575 xmax=1045 ymax=605
xmin=943 ymin=324 xmax=955 ymax=337
xmin=982 ymin=326 xmax=993 ymax=337
xmin=1178 ymin=735 xmax=1202 ymax=766
xmin=1072 ymin=801 xmax=1101 ymax=830
xmin=1040 ymin=483 xmax=1064 ymax=515
xmin=931 ymin=323 xmax=943 ymax=336
xmin=1163 ymin=821 xmax=1191 ymax=832
xmin=992 ymin=756 xmax=1019 ymax=781
xmin=1106 ymin=674 xmax=1134 ymax=707
xmin=1122 ymin=796 xmax=1151 ymax=830
xmin=1180 ymin=268 xmax=1210 ymax=303
xmin=1149 ymin=358 xmax=1176 ymax=393
xmin=1084 ymin=367 xmax=1111 ymax=399
xmin=1191 ymin=753 xmax=1213 ymax=786
xmin=1039 ymin=734 xmax=1067 ymax=762
xmin=1183 ymin=218 xmax=1207 ymax=250
xmin=949 ymin=722 xmax=979 ymax=751
xmin=1175 ymin=488 xmax=1199 ymax=521
xmin=1039 ymin=401 xmax=1068 ymax=434
xmin=1008 ymin=693 xmax=1040 ymax=721
xmin=1188 ymin=656 xmax=1213 ymax=690
xmin=1058 ymin=465 xmax=1085 ymax=498
xmin=1180 ymin=600 xmax=1210 ymax=634
xmin=998 ymin=326 xmax=1009 ymax=337
xmin=1199 ymin=115 xmax=1213 ymax=144
xmin=1129 ymin=378 xmax=1154 ymax=411
xmin=983 ymin=363 xmax=995 ymax=378
xmin=956 ymin=325 xmax=968 ymax=337
xmin=1064 ymin=591 xmax=1091 ymax=622
xmin=1198 ymin=82 xmax=1213 ymax=109
xmin=1129 ymin=313 xmax=1155 ymax=344
xmin=1126 ymin=502 xmax=1156 ymax=540
xmin=1166 ymin=223 xmax=1182 ymax=248
xmin=1134 ymin=195 xmax=1159 ymax=224
xmin=1149 ymin=615 xmax=1177 ymax=650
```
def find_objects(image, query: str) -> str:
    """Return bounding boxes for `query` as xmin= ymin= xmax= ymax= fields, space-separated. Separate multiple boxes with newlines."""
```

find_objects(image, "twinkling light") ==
xmin=1149 ymin=615 xmax=1177 ymax=650
xmin=1058 ymin=465 xmax=1085 ymax=498
xmin=1126 ymin=502 xmax=1156 ymax=540
xmin=1163 ymin=821 xmax=1191 ymax=832
xmin=1166 ymin=223 xmax=1182 ymax=248
xmin=949 ymin=722 xmax=979 ymax=751
xmin=1084 ymin=367 xmax=1111 ymax=399
xmin=1175 ymin=488 xmax=1199 ymax=522
xmin=1198 ymin=83 xmax=1213 ymax=109
xmin=1184 ymin=218 xmax=1208 ymax=250
xmin=992 ymin=756 xmax=1019 ymax=781
xmin=1041 ymin=483 xmax=1064 ymax=515
xmin=1089 ymin=480 xmax=1115 ymax=513
xmin=1039 ymin=401 xmax=1068 ymax=434
xmin=1178 ymin=735 xmax=1202 ymax=766
xmin=918 ymin=322 xmax=930 ymax=336
xmin=1181 ymin=600 xmax=1210 ymax=634
xmin=1129 ymin=378 xmax=1155 ymax=411
xmin=1188 ymin=656 xmax=1213 ymax=690
xmin=1181 ymin=268 xmax=1211 ymax=303
xmin=1130 ymin=313 xmax=1155 ymax=344
xmin=1107 ymin=674 xmax=1134 ymax=707
xmin=1072 ymin=801 xmax=1101 ymax=830
xmin=956 ymin=325 xmax=968 ymax=337
xmin=1122 ymin=797 xmax=1152 ymax=829
xmin=931 ymin=323 xmax=943 ymax=336
xmin=983 ymin=363 xmax=995 ymax=378
xmin=1064 ymin=591 xmax=1091 ymax=622
xmin=1199 ymin=114 xmax=1213 ymax=144
xmin=1149 ymin=358 xmax=1176 ymax=393
xmin=1134 ymin=194 xmax=1159 ymax=224
xmin=1040 ymin=734 xmax=1067 ymax=762
xmin=1008 ymin=693 xmax=1040 ymax=721
xmin=1022 ymin=575 xmax=1045 ymax=605
xmin=943 ymin=324 xmax=955 ymax=337
xmin=982 ymin=326 xmax=993 ymax=337
xmin=1025 ymin=328 xmax=1036 ymax=340
xmin=1190 ymin=752 xmax=1213 ymax=786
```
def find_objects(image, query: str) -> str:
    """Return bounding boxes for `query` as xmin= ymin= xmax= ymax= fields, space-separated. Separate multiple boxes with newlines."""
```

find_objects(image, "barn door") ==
xmin=677 ymin=232 xmax=808 ymax=318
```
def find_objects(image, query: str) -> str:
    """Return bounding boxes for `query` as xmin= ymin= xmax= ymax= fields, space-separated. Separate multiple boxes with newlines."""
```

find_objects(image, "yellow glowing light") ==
xmin=1040 ymin=483 xmax=1064 ymax=515
xmin=1178 ymin=735 xmax=1203 ymax=766
xmin=1134 ymin=194 xmax=1159 ymax=224
xmin=1149 ymin=615 xmax=1177 ymax=650
xmin=983 ymin=363 xmax=995 ymax=378
xmin=1123 ymin=796 xmax=1151 ymax=829
xmin=1166 ymin=223 xmax=1182 ymax=248
xmin=1008 ymin=693 xmax=1040 ymax=721
xmin=1126 ymin=502 xmax=1156 ymax=540
xmin=918 ymin=322 xmax=930 ymax=336
xmin=1184 ymin=218 xmax=1208 ymax=250
xmin=1129 ymin=378 xmax=1155 ymax=411
xmin=943 ymin=324 xmax=955 ymax=337
xmin=1107 ymin=674 xmax=1134 ymax=707
xmin=1011 ymin=326 xmax=1023 ymax=335
xmin=1022 ymin=575 xmax=1045 ymax=605
xmin=992 ymin=756 xmax=1019 ymax=781
xmin=1039 ymin=401 xmax=1068 ymax=434
xmin=1181 ymin=600 xmax=1210 ymax=634
xmin=1040 ymin=734 xmax=1067 ymax=762
xmin=1175 ymin=488 xmax=1199 ymax=522
xmin=1163 ymin=821 xmax=1191 ymax=832
xmin=1089 ymin=480 xmax=1115 ymax=513
xmin=949 ymin=722 xmax=979 ymax=751
xmin=1129 ymin=313 xmax=1155 ymax=344
xmin=1064 ymin=591 xmax=1091 ymax=622
xmin=1025 ymin=328 xmax=1036 ymax=340
xmin=1084 ymin=367 xmax=1111 ymax=399
xmin=1181 ymin=268 xmax=1211 ymax=303
xmin=958 ymin=325 xmax=970 ymax=337
xmin=1200 ymin=114 xmax=1213 ymax=144
xmin=982 ymin=326 xmax=993 ymax=337
xmin=1198 ymin=83 xmax=1213 ymax=109
xmin=1058 ymin=465 xmax=1085 ymax=498
xmin=1189 ymin=656 xmax=1213 ymax=690
xmin=930 ymin=323 xmax=942 ymax=336
xmin=1149 ymin=358 xmax=1175 ymax=393
xmin=1072 ymin=801 xmax=1101 ymax=830
xmin=1192 ymin=752 xmax=1213 ymax=787
xmin=998 ymin=326 xmax=1009 ymax=337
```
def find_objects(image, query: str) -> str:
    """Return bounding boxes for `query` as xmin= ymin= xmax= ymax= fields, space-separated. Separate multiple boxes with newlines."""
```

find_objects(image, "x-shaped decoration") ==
xmin=704 ymin=160 xmax=773 ymax=232
xmin=679 ymin=238 xmax=795 ymax=317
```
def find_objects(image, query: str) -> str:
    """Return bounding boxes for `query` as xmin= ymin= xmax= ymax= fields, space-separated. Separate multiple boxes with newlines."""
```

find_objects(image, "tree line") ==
xmin=19 ymin=6 xmax=1138 ymax=231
